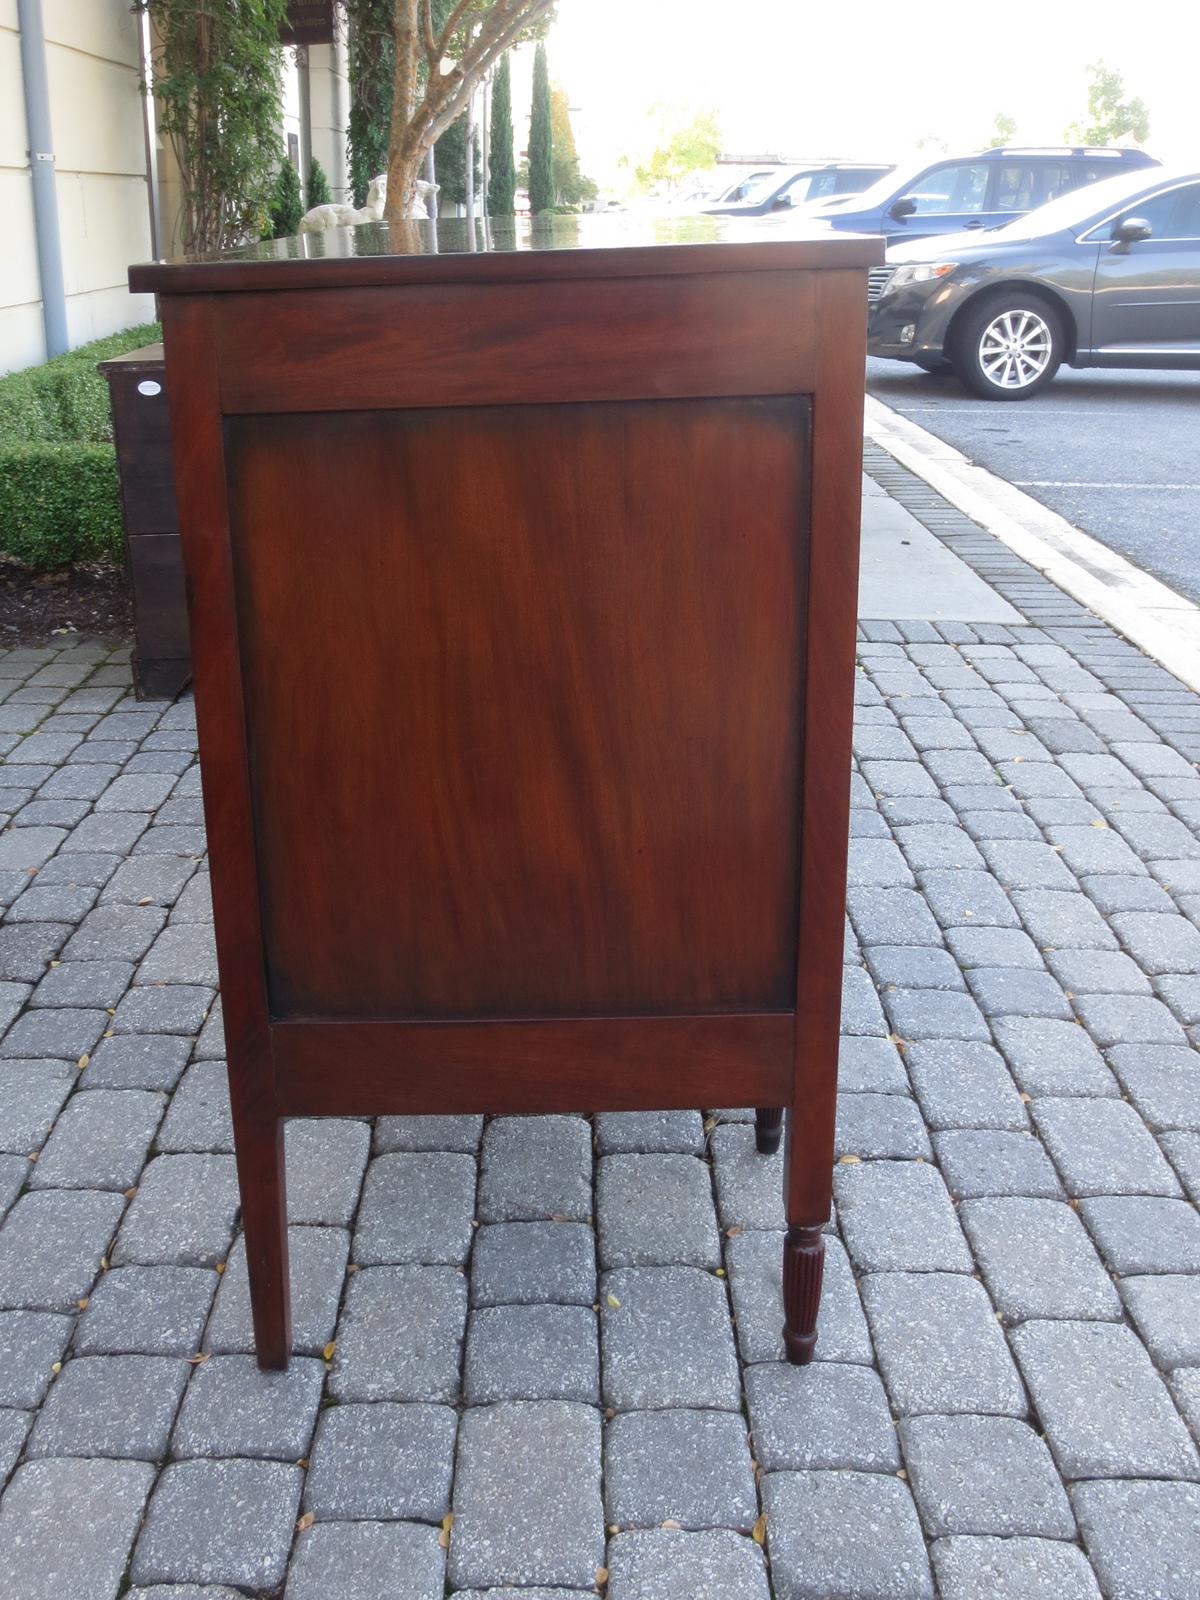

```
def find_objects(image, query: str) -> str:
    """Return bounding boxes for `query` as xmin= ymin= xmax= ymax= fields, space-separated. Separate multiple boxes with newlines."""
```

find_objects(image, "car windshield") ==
xmin=836 ymin=160 xmax=930 ymax=212
xmin=986 ymin=168 xmax=1171 ymax=240
xmin=727 ymin=169 xmax=790 ymax=204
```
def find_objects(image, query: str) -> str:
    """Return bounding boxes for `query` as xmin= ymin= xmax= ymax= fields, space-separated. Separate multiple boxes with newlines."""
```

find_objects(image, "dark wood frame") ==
xmin=133 ymin=219 xmax=880 ymax=1370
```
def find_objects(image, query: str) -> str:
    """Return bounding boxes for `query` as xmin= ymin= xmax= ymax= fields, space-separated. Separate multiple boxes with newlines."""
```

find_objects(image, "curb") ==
xmin=864 ymin=395 xmax=1200 ymax=695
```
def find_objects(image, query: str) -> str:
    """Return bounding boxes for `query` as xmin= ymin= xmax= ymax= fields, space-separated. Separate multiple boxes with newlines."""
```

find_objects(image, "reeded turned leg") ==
xmin=783 ymin=1223 xmax=825 ymax=1364
xmin=755 ymin=1106 xmax=784 ymax=1154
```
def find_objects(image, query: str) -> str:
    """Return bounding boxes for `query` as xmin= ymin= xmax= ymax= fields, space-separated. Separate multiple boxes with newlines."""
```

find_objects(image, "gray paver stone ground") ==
xmin=934 ymin=1130 xmax=1064 ymax=1199
xmin=330 ymin=1266 xmax=466 ymax=1402
xmin=206 ymin=1225 xmax=348 ymax=1356
xmin=32 ymin=959 xmax=133 ymax=1008
xmin=900 ymin=1414 xmax=1074 ymax=1538
xmin=600 ymin=1265 xmax=740 ymax=1411
xmin=0 ymin=1309 xmax=72 ymax=1406
xmin=111 ymin=984 xmax=212 ymax=1036
xmin=1031 ymin=1095 xmax=1182 ymax=1197
xmin=156 ymin=1061 xmax=232 ymax=1153
xmin=882 ymin=986 xmax=990 ymax=1041
xmin=0 ymin=1407 xmax=29 ymax=1483
xmin=862 ymin=1272 xmax=1027 ymax=1418
xmin=284 ymin=1118 xmax=370 ymax=1225
xmin=1107 ymin=1044 xmax=1200 ymax=1132
xmin=74 ymin=1264 xmax=216 ymax=1355
xmin=834 ymin=1160 xmax=972 ymax=1273
xmin=604 ymin=1407 xmax=757 ymax=1531
xmin=597 ymin=1153 xmax=722 ymax=1268
xmin=470 ymin=1221 xmax=596 ymax=1307
xmin=725 ymin=1230 xmax=872 ymax=1366
xmin=1079 ymin=1195 xmax=1200 ymax=1273
xmin=478 ymin=1115 xmax=592 ymax=1222
xmin=905 ymin=1040 xmax=1027 ymax=1131
xmin=28 ymin=1352 xmax=188 ymax=1459
xmin=834 ymin=1091 xmax=931 ymax=1159
xmin=85 ymin=1033 xmax=192 ymax=1090
xmin=1075 ymin=992 xmax=1187 ymax=1047
xmin=113 ymin=1154 xmax=239 ymax=1267
xmin=1012 ymin=1320 xmax=1200 ymax=1480
xmin=605 ymin=1528 xmax=770 ymax=1600
xmin=594 ymin=1110 xmax=706 ymax=1154
xmin=710 ymin=1124 xmax=784 ymax=1230
xmin=991 ymin=1017 xmax=1118 ymax=1097
xmin=132 ymin=1459 xmax=303 ymax=1591
xmin=836 ymin=1035 xmax=909 ymax=1093
xmin=448 ymin=1401 xmax=604 ymax=1590
xmin=372 ymin=1113 xmax=484 ymax=1153
xmin=1072 ymin=1480 xmax=1200 ymax=1600
xmin=932 ymin=1537 xmax=1102 ymax=1600
xmin=745 ymin=1360 xmax=899 ymax=1473
xmin=172 ymin=1354 xmax=325 ymax=1459
xmin=0 ymin=1059 xmax=74 ymax=1150
xmin=463 ymin=1303 xmax=599 ymax=1403
xmin=1162 ymin=1130 xmax=1200 ymax=1202
xmin=31 ymin=1086 xmax=164 ymax=1190
xmin=961 ymin=1196 xmax=1122 ymax=1321
xmin=763 ymin=1470 xmax=933 ymax=1600
xmin=284 ymin=1521 xmax=445 ymax=1600
xmin=303 ymin=1402 xmax=456 ymax=1521
xmin=353 ymin=1151 xmax=476 ymax=1265
xmin=0 ymin=1004 xmax=105 ymax=1060
xmin=0 ymin=1457 xmax=154 ymax=1600
xmin=0 ymin=1187 xmax=124 ymax=1310
xmin=1119 ymin=1274 xmax=1200 ymax=1367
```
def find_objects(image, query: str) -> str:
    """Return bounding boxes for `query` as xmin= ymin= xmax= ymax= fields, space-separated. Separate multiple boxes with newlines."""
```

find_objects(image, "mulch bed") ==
xmin=0 ymin=557 xmax=132 ymax=649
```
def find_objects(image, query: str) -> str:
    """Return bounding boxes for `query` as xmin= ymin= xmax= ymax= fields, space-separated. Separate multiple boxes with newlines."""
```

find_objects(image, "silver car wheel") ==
xmin=977 ymin=308 xmax=1053 ymax=391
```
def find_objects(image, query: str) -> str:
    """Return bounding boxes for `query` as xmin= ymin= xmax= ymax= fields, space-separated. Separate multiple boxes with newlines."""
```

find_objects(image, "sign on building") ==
xmin=280 ymin=0 xmax=335 ymax=46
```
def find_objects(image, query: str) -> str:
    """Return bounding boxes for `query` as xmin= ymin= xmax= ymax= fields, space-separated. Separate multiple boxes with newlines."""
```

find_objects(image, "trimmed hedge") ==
xmin=0 ymin=321 xmax=160 ymax=569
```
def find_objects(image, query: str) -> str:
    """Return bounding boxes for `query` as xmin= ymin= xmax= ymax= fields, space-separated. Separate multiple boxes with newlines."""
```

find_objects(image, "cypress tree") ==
xmin=306 ymin=157 xmax=332 ymax=208
xmin=264 ymin=157 xmax=303 ymax=238
xmin=487 ymin=53 xmax=516 ymax=216
xmin=527 ymin=42 xmax=553 ymax=214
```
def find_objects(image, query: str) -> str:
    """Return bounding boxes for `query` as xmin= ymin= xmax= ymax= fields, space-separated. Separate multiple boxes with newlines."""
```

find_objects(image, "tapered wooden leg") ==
xmin=783 ymin=1224 xmax=825 ymax=1364
xmin=230 ymin=1104 xmax=291 ymax=1370
xmin=755 ymin=1106 xmax=784 ymax=1154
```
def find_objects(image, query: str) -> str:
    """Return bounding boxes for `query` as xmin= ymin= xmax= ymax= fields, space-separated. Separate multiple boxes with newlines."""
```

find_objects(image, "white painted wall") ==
xmin=0 ymin=0 xmax=156 ymax=375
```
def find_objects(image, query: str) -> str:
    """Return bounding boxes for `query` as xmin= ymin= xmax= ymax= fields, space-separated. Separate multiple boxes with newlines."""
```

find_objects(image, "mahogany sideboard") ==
xmin=97 ymin=345 xmax=190 ymax=701
xmin=129 ymin=214 xmax=883 ymax=1370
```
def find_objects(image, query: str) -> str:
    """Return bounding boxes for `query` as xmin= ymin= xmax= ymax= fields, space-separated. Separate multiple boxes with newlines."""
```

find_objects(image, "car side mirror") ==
xmin=1111 ymin=216 xmax=1152 ymax=245
xmin=772 ymin=194 xmax=793 ymax=210
xmin=889 ymin=196 xmax=918 ymax=221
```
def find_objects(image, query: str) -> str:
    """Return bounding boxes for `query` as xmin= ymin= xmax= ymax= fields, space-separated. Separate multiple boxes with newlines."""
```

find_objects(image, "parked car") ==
xmin=805 ymin=144 xmax=1159 ymax=244
xmin=704 ymin=160 xmax=894 ymax=217
xmin=867 ymin=167 xmax=1200 ymax=398
xmin=710 ymin=168 xmax=781 ymax=205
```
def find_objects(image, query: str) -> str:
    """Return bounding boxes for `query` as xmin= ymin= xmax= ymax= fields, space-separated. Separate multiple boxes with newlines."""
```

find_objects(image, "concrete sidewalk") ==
xmin=0 ymin=448 xmax=1198 ymax=1599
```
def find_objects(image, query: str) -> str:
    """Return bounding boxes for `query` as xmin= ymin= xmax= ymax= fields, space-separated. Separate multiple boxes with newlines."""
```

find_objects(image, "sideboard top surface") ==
xmin=130 ymin=211 xmax=883 ymax=295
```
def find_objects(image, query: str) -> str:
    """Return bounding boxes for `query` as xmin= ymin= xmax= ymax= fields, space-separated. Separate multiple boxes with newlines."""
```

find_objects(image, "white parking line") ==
xmin=1013 ymin=482 xmax=1197 ymax=490
xmin=864 ymin=395 xmax=1200 ymax=694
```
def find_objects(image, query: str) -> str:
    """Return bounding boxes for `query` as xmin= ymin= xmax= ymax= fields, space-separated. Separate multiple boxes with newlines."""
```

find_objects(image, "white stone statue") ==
xmin=299 ymin=173 xmax=438 ymax=232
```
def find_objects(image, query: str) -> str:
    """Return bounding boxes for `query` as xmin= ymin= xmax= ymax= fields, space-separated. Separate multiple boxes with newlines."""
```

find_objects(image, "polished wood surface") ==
xmin=99 ymin=346 xmax=189 ymax=699
xmin=226 ymin=397 xmax=806 ymax=1021
xmin=143 ymin=218 xmax=882 ymax=1369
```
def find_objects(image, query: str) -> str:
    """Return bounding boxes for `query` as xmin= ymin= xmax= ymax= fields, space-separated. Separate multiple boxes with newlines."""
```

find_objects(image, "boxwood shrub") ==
xmin=0 ymin=322 xmax=161 ymax=570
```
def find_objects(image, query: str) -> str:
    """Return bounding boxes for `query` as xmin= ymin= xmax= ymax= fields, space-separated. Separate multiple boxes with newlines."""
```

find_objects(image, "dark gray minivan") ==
xmin=868 ymin=167 xmax=1200 ymax=398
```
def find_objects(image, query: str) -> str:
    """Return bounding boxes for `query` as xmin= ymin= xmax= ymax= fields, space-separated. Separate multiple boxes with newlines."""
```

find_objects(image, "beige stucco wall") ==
xmin=0 ymin=0 xmax=156 ymax=375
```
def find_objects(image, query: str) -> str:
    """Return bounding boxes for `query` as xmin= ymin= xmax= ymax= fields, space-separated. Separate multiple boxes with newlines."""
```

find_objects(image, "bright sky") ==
xmin=536 ymin=0 xmax=1199 ymax=191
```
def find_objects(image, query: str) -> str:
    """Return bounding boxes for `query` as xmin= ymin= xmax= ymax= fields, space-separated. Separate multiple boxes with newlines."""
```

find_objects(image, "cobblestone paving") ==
xmin=1 ymin=464 xmax=1200 ymax=1598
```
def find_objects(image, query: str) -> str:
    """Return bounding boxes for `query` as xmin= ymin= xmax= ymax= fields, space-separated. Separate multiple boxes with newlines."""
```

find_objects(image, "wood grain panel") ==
xmin=226 ymin=395 xmax=809 ymax=1023
xmin=216 ymin=273 xmax=817 ymax=414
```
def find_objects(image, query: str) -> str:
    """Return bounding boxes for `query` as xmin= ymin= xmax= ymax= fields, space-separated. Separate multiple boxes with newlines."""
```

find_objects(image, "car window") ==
xmin=990 ymin=164 xmax=1037 ymax=212
xmin=780 ymin=171 xmax=820 ymax=203
xmin=909 ymin=162 xmax=989 ymax=214
xmin=1036 ymin=164 xmax=1076 ymax=204
xmin=1117 ymin=183 xmax=1200 ymax=240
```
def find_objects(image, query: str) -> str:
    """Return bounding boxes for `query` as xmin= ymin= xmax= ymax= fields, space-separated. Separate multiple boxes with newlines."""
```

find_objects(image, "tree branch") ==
xmin=419 ymin=0 xmax=437 ymax=63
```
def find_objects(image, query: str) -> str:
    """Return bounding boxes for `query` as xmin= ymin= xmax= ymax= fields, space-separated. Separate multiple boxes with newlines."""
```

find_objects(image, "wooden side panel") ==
xmin=225 ymin=395 xmax=809 ymax=1024
xmin=215 ymin=273 xmax=818 ymax=413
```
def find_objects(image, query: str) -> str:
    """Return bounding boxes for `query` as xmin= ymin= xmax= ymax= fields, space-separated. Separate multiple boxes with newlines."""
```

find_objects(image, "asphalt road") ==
xmin=866 ymin=359 xmax=1200 ymax=604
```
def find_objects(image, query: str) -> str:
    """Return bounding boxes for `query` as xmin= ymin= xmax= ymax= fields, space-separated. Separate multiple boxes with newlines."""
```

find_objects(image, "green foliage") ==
xmin=0 ymin=445 xmax=124 ymax=568
xmin=434 ymin=111 xmax=481 ymax=209
xmin=989 ymin=112 xmax=1017 ymax=148
xmin=634 ymin=108 xmax=720 ymax=195
xmin=264 ymin=158 xmax=304 ymax=238
xmin=139 ymin=0 xmax=287 ymax=254
xmin=549 ymin=86 xmax=596 ymax=207
xmin=0 ymin=324 xmax=162 ymax=569
xmin=346 ymin=0 xmax=395 ymax=206
xmin=307 ymin=157 xmax=333 ymax=208
xmin=528 ymin=42 xmax=553 ymax=214
xmin=1067 ymin=61 xmax=1150 ymax=145
xmin=487 ymin=53 xmax=516 ymax=216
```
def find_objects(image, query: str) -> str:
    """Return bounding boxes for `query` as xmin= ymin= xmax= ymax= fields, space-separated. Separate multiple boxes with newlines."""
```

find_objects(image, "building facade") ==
xmin=1 ymin=0 xmax=349 ymax=376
